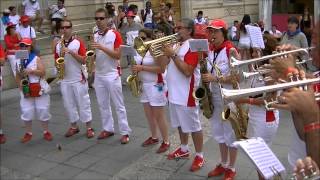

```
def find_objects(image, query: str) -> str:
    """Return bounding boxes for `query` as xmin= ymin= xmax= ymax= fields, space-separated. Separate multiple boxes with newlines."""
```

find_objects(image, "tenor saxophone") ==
xmin=126 ymin=57 xmax=141 ymax=97
xmin=18 ymin=59 xmax=30 ymax=97
xmin=192 ymin=52 xmax=214 ymax=119
xmin=56 ymin=35 xmax=65 ymax=79
xmin=85 ymin=27 xmax=96 ymax=75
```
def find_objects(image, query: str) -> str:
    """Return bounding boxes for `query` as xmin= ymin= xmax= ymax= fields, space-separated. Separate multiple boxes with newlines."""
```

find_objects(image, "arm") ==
xmin=66 ymin=39 xmax=86 ymax=64
xmin=172 ymin=52 xmax=197 ymax=77
xmin=24 ymin=57 xmax=46 ymax=77
xmin=91 ymin=31 xmax=122 ymax=60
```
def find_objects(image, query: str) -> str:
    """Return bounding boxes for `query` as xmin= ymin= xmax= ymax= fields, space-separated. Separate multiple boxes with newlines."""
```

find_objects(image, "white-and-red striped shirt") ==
xmin=166 ymin=39 xmax=200 ymax=107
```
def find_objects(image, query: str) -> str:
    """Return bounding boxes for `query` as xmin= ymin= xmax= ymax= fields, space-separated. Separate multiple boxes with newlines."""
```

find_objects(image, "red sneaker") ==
xmin=21 ymin=132 xmax=32 ymax=143
xmin=190 ymin=155 xmax=205 ymax=172
xmin=86 ymin=128 xmax=95 ymax=139
xmin=156 ymin=142 xmax=170 ymax=153
xmin=0 ymin=134 xmax=6 ymax=144
xmin=120 ymin=135 xmax=129 ymax=144
xmin=65 ymin=127 xmax=80 ymax=137
xmin=208 ymin=164 xmax=226 ymax=177
xmin=43 ymin=131 xmax=53 ymax=141
xmin=167 ymin=147 xmax=190 ymax=160
xmin=224 ymin=168 xmax=236 ymax=180
xmin=142 ymin=137 xmax=159 ymax=147
xmin=97 ymin=130 xmax=114 ymax=140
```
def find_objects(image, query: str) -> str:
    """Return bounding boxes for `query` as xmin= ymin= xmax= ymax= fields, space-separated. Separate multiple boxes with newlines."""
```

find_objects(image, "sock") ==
xmin=227 ymin=165 xmax=236 ymax=172
xmin=195 ymin=152 xmax=203 ymax=158
xmin=27 ymin=132 xmax=33 ymax=135
xmin=0 ymin=129 xmax=3 ymax=134
xmin=180 ymin=144 xmax=189 ymax=152
xmin=221 ymin=162 xmax=228 ymax=168
xmin=163 ymin=140 xmax=169 ymax=144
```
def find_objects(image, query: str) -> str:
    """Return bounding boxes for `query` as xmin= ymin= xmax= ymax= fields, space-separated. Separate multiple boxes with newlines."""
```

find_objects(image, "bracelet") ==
xmin=284 ymin=67 xmax=298 ymax=77
xmin=304 ymin=122 xmax=320 ymax=133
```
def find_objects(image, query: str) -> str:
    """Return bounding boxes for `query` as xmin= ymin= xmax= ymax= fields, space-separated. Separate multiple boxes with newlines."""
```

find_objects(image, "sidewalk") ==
xmin=0 ymin=68 xmax=294 ymax=180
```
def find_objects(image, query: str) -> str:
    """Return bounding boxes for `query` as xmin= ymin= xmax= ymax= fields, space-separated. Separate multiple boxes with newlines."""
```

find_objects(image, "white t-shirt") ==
xmin=143 ymin=9 xmax=153 ymax=24
xmin=22 ymin=0 xmax=40 ymax=17
xmin=134 ymin=16 xmax=142 ymax=24
xmin=166 ymin=39 xmax=200 ymax=107
xmin=135 ymin=51 xmax=159 ymax=83
xmin=50 ymin=5 xmax=67 ymax=19
xmin=0 ymin=20 xmax=4 ymax=40
xmin=269 ymin=29 xmax=282 ymax=37
xmin=17 ymin=25 xmax=36 ymax=39
xmin=231 ymin=26 xmax=237 ymax=40
xmin=9 ymin=15 xmax=21 ymax=27
xmin=194 ymin=17 xmax=206 ymax=25
xmin=94 ymin=29 xmax=122 ymax=77
xmin=54 ymin=37 xmax=87 ymax=83
xmin=238 ymin=31 xmax=251 ymax=48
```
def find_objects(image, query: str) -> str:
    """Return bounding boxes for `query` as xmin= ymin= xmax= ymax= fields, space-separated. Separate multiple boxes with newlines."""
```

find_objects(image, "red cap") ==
xmin=207 ymin=19 xmax=227 ymax=29
xmin=126 ymin=11 xmax=135 ymax=17
xmin=6 ymin=22 xmax=16 ymax=28
xmin=20 ymin=15 xmax=30 ymax=22
xmin=20 ymin=38 xmax=33 ymax=46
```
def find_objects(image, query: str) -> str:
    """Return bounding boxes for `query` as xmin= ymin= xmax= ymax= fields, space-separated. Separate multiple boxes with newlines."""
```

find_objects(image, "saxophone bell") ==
xmin=86 ymin=50 xmax=95 ymax=57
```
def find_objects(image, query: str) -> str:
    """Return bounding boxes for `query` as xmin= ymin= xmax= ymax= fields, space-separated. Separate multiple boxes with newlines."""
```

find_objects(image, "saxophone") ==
xmin=192 ymin=52 xmax=214 ymax=119
xmin=55 ymin=35 xmax=65 ymax=79
xmin=18 ymin=59 xmax=30 ymax=97
xmin=85 ymin=27 xmax=96 ymax=75
xmin=126 ymin=56 xmax=141 ymax=97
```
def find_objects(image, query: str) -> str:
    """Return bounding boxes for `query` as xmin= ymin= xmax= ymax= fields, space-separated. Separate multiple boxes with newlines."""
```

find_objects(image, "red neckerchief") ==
xmin=98 ymin=27 xmax=109 ymax=36
xmin=210 ymin=40 xmax=233 ymax=52
xmin=64 ymin=35 xmax=75 ymax=47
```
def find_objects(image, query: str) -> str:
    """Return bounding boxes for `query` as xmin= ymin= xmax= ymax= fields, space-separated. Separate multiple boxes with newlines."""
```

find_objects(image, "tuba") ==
xmin=192 ymin=53 xmax=214 ymax=119
xmin=134 ymin=33 xmax=178 ymax=57
xmin=55 ymin=35 xmax=65 ymax=79
xmin=85 ymin=27 xmax=96 ymax=75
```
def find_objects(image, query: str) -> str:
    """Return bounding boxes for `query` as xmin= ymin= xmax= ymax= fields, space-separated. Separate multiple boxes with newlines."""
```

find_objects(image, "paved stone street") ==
xmin=1 ymin=68 xmax=294 ymax=180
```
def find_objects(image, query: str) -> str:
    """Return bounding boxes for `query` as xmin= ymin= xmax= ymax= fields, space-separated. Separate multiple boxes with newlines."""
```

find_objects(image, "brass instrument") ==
xmin=55 ymin=35 xmax=65 ymax=79
xmin=85 ymin=27 xmax=96 ymax=75
xmin=134 ymin=33 xmax=178 ymax=57
xmin=192 ymin=53 xmax=213 ymax=119
xmin=126 ymin=57 xmax=141 ymax=97
xmin=18 ymin=59 xmax=30 ymax=97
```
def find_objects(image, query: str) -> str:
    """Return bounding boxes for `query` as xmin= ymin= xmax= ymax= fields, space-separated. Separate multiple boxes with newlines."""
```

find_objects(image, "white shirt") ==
xmin=94 ymin=29 xmax=122 ymax=77
xmin=134 ymin=16 xmax=142 ymax=24
xmin=135 ymin=51 xmax=158 ymax=83
xmin=9 ymin=15 xmax=21 ymax=27
xmin=50 ymin=5 xmax=67 ymax=19
xmin=24 ymin=55 xmax=40 ymax=83
xmin=166 ymin=39 xmax=200 ymax=106
xmin=194 ymin=17 xmax=206 ymax=25
xmin=231 ymin=26 xmax=237 ymax=40
xmin=269 ymin=29 xmax=282 ymax=37
xmin=22 ymin=0 xmax=40 ymax=17
xmin=55 ymin=38 xmax=86 ymax=83
xmin=238 ymin=31 xmax=251 ymax=48
xmin=0 ymin=20 xmax=4 ymax=40
xmin=17 ymin=25 xmax=36 ymax=39
xmin=143 ymin=9 xmax=153 ymax=24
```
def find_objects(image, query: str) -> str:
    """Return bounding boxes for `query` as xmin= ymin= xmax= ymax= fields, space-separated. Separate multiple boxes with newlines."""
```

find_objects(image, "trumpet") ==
xmin=230 ymin=48 xmax=313 ymax=68
xmin=134 ymin=33 xmax=178 ymax=57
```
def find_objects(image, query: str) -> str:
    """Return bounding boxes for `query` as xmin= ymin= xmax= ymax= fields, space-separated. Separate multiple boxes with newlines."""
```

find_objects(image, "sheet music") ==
xmin=189 ymin=39 xmax=209 ymax=52
xmin=233 ymin=137 xmax=286 ymax=179
xmin=245 ymin=25 xmax=265 ymax=49
xmin=15 ymin=50 xmax=29 ymax=59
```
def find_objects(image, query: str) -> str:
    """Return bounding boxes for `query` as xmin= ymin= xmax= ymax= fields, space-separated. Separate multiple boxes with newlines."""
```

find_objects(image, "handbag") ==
xmin=29 ymin=82 xmax=41 ymax=97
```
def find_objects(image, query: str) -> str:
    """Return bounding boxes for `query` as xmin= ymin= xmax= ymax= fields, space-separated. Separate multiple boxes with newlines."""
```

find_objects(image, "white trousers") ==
xmin=20 ymin=92 xmax=51 ymax=121
xmin=60 ymin=81 xmax=92 ymax=123
xmin=8 ymin=55 xmax=18 ymax=77
xmin=94 ymin=75 xmax=131 ymax=135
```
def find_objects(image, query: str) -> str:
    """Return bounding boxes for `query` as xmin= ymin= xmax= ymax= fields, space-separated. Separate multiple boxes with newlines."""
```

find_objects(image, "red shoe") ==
xmin=21 ymin=132 xmax=32 ymax=143
xmin=208 ymin=164 xmax=226 ymax=177
xmin=142 ymin=137 xmax=159 ymax=147
xmin=0 ymin=134 xmax=6 ymax=144
xmin=190 ymin=155 xmax=205 ymax=172
xmin=65 ymin=127 xmax=80 ymax=137
xmin=120 ymin=135 xmax=129 ymax=144
xmin=43 ymin=131 xmax=53 ymax=141
xmin=156 ymin=142 xmax=170 ymax=153
xmin=86 ymin=128 xmax=95 ymax=139
xmin=97 ymin=130 xmax=114 ymax=140
xmin=167 ymin=147 xmax=190 ymax=160
xmin=224 ymin=168 xmax=236 ymax=180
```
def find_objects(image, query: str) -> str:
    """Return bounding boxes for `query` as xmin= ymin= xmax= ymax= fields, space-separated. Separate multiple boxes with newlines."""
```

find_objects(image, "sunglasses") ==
xmin=60 ymin=26 xmax=72 ymax=29
xmin=95 ymin=17 xmax=106 ymax=21
xmin=19 ymin=44 xmax=30 ymax=47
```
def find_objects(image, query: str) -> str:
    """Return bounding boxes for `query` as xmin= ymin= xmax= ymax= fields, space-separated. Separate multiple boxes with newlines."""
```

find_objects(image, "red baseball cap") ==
xmin=20 ymin=38 xmax=33 ymax=46
xmin=20 ymin=15 xmax=30 ymax=22
xmin=6 ymin=22 xmax=16 ymax=29
xmin=126 ymin=11 xmax=135 ymax=17
xmin=207 ymin=19 xmax=227 ymax=29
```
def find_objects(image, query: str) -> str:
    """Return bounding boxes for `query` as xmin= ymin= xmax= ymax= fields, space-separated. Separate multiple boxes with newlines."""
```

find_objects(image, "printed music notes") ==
xmin=245 ymin=25 xmax=265 ymax=49
xmin=233 ymin=137 xmax=286 ymax=179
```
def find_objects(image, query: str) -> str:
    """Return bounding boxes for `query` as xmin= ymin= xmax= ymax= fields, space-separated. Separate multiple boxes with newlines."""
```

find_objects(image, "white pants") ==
xmin=247 ymin=105 xmax=279 ymax=144
xmin=20 ymin=92 xmax=51 ymax=121
xmin=210 ymin=90 xmax=237 ymax=147
xmin=140 ymin=82 xmax=167 ymax=107
xmin=169 ymin=102 xmax=201 ymax=133
xmin=60 ymin=81 xmax=92 ymax=123
xmin=94 ymin=75 xmax=131 ymax=135
xmin=8 ymin=55 xmax=18 ymax=77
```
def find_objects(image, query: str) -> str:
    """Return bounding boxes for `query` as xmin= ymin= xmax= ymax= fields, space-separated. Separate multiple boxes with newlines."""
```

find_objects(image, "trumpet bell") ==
xmin=56 ymin=57 xmax=64 ymax=64
xmin=134 ymin=37 xmax=148 ymax=57
xmin=86 ymin=50 xmax=95 ymax=57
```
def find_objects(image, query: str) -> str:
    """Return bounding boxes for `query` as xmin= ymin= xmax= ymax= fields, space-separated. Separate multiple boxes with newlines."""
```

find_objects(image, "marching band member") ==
xmin=162 ymin=18 xmax=205 ymax=172
xmin=202 ymin=19 xmax=240 ymax=180
xmin=16 ymin=38 xmax=52 ymax=143
xmin=54 ymin=20 xmax=95 ymax=138
xmin=4 ymin=22 xmax=21 ymax=77
xmin=132 ymin=28 xmax=170 ymax=153
xmin=0 ymin=44 xmax=6 ymax=144
xmin=92 ymin=8 xmax=131 ymax=144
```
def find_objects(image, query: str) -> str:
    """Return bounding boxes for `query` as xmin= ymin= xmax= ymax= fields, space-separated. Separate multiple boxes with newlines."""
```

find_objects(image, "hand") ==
xmin=162 ymin=44 xmax=175 ymax=57
xmin=202 ymin=73 xmax=215 ymax=83
xmin=269 ymin=54 xmax=297 ymax=80
xmin=294 ymin=157 xmax=319 ymax=180
xmin=131 ymin=65 xmax=143 ymax=73
xmin=23 ymin=68 xmax=34 ymax=75
xmin=62 ymin=47 xmax=71 ymax=54
xmin=91 ymin=42 xmax=103 ymax=50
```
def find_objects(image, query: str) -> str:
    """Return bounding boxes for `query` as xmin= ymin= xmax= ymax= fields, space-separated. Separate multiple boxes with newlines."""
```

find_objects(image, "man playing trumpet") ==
xmin=54 ymin=20 xmax=95 ymax=139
